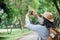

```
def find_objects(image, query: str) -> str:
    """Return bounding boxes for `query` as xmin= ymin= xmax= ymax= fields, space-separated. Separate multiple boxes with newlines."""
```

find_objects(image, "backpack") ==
xmin=49 ymin=28 xmax=60 ymax=40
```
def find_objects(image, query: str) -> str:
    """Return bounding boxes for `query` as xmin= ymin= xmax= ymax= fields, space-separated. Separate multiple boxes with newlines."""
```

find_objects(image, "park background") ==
xmin=0 ymin=0 xmax=60 ymax=40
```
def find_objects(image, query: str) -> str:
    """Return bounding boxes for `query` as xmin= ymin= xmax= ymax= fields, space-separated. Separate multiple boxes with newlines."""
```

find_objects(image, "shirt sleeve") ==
xmin=25 ymin=16 xmax=30 ymax=24
xmin=25 ymin=16 xmax=40 ymax=31
xmin=37 ymin=17 xmax=43 ymax=24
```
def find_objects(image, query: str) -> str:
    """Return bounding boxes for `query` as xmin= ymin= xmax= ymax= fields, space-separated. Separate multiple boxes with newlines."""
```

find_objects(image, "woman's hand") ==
xmin=32 ymin=10 xmax=39 ymax=18
xmin=26 ymin=9 xmax=39 ymax=18
xmin=26 ymin=11 xmax=30 ymax=17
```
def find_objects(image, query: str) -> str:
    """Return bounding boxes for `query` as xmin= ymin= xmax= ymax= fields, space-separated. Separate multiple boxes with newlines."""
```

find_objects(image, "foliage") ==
xmin=0 ymin=0 xmax=19 ymax=28
xmin=0 ymin=0 xmax=60 ymax=29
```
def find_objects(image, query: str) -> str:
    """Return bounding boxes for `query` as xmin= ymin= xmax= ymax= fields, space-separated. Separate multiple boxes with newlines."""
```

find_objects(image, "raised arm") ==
xmin=25 ymin=11 xmax=41 ymax=31
xmin=32 ymin=10 xmax=43 ymax=24
xmin=25 ymin=11 xmax=30 ymax=24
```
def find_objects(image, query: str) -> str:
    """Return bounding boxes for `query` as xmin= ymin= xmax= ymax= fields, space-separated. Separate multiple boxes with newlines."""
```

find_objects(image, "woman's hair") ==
xmin=42 ymin=17 xmax=56 ymax=28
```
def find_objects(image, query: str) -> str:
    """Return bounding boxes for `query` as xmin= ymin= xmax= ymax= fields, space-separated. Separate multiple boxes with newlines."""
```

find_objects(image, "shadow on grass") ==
xmin=0 ymin=37 xmax=9 ymax=40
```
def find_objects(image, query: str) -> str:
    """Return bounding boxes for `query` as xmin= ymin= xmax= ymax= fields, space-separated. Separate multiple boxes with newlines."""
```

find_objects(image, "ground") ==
xmin=18 ymin=32 xmax=38 ymax=40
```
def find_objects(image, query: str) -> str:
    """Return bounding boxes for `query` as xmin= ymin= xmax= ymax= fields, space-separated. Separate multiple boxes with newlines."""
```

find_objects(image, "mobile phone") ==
xmin=29 ymin=11 xmax=33 ymax=15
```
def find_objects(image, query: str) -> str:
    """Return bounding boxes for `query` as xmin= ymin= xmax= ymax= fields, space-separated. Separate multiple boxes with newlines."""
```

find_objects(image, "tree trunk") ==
xmin=52 ymin=0 xmax=60 ymax=14
xmin=17 ymin=15 xmax=24 ymax=32
xmin=53 ymin=0 xmax=60 ymax=27
xmin=20 ymin=18 xmax=24 ymax=32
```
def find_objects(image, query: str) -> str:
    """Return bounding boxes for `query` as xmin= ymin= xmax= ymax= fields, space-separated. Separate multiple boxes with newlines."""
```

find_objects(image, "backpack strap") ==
xmin=49 ymin=28 xmax=60 ymax=35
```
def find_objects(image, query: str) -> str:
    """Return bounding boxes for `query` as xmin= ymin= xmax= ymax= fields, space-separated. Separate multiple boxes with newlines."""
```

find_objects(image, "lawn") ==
xmin=0 ymin=27 xmax=60 ymax=40
xmin=0 ymin=29 xmax=31 ymax=40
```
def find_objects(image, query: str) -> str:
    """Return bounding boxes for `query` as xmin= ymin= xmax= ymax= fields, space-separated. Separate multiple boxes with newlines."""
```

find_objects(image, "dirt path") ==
xmin=18 ymin=32 xmax=38 ymax=40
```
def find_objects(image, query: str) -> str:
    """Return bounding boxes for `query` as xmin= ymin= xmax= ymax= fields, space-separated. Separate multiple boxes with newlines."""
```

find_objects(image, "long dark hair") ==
xmin=42 ymin=17 xmax=56 ymax=28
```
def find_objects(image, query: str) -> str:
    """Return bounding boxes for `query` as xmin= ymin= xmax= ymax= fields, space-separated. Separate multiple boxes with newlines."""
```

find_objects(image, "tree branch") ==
xmin=52 ymin=0 xmax=60 ymax=14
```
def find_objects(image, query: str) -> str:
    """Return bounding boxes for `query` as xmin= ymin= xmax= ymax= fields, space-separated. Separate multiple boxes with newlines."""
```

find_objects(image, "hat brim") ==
xmin=41 ymin=14 xmax=54 ymax=22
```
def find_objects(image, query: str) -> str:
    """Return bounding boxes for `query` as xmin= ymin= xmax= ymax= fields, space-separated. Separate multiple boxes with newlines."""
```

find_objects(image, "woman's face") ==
xmin=41 ymin=17 xmax=44 ymax=24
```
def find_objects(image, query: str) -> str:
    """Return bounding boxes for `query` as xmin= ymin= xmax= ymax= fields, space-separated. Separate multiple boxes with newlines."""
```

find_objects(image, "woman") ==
xmin=25 ymin=10 xmax=55 ymax=40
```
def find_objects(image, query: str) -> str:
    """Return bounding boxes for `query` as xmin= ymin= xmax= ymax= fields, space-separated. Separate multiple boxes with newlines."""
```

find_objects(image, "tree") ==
xmin=52 ymin=0 xmax=60 ymax=14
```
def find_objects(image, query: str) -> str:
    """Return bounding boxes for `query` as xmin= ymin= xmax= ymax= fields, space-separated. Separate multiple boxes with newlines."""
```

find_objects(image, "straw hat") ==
xmin=41 ymin=12 xmax=54 ymax=22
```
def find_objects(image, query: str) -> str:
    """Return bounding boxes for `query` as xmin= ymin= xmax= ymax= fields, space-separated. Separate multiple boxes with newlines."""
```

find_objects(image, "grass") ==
xmin=0 ymin=27 xmax=60 ymax=40
xmin=0 ymin=29 xmax=31 ymax=40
